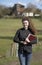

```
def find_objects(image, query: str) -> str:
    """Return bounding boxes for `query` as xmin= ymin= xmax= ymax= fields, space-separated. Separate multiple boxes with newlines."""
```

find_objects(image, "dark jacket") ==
xmin=13 ymin=28 xmax=37 ymax=53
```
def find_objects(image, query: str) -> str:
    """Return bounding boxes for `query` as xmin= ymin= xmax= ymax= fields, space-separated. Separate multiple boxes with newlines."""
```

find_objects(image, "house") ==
xmin=22 ymin=8 xmax=34 ymax=17
xmin=22 ymin=12 xmax=33 ymax=17
xmin=10 ymin=3 xmax=41 ymax=17
xmin=22 ymin=8 xmax=41 ymax=17
xmin=12 ymin=3 xmax=25 ymax=16
xmin=34 ymin=14 xmax=40 ymax=17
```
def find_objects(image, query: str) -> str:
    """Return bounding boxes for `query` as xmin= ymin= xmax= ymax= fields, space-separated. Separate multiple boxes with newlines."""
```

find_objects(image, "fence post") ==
xmin=10 ymin=43 xmax=14 ymax=56
xmin=10 ymin=43 xmax=18 ymax=57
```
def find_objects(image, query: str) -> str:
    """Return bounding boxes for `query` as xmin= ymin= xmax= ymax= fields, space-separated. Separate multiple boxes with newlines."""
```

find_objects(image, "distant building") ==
xmin=10 ymin=3 xmax=41 ymax=17
xmin=12 ymin=3 xmax=25 ymax=16
xmin=34 ymin=14 xmax=40 ymax=17
xmin=22 ymin=8 xmax=40 ymax=17
xmin=22 ymin=12 xmax=33 ymax=17
xmin=22 ymin=8 xmax=34 ymax=17
xmin=22 ymin=12 xmax=29 ymax=17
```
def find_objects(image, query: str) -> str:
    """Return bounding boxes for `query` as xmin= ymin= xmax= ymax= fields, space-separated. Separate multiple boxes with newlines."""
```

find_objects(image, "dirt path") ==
xmin=5 ymin=51 xmax=42 ymax=65
xmin=32 ymin=51 xmax=42 ymax=61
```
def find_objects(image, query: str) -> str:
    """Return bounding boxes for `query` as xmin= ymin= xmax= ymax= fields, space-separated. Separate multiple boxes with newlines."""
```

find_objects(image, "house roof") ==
xmin=22 ymin=8 xmax=33 ymax=13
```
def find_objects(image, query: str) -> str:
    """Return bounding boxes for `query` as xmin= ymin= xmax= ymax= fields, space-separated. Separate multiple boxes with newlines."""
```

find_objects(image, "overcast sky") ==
xmin=0 ymin=0 xmax=42 ymax=9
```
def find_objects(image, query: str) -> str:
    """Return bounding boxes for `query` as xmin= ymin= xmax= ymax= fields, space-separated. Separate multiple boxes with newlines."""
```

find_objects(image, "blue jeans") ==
xmin=18 ymin=51 xmax=32 ymax=65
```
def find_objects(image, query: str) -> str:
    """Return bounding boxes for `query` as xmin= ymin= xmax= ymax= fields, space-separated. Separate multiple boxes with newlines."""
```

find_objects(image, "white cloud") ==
xmin=36 ymin=0 xmax=40 ymax=2
xmin=17 ymin=2 xmax=26 ymax=6
xmin=35 ymin=0 xmax=42 ymax=3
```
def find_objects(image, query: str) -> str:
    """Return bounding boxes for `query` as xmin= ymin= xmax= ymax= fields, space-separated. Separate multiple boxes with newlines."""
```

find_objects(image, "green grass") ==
xmin=0 ymin=18 xmax=42 ymax=36
xmin=32 ymin=18 xmax=42 ymax=30
xmin=33 ymin=42 xmax=42 ymax=52
xmin=0 ymin=39 xmax=12 ymax=56
xmin=31 ymin=61 xmax=42 ymax=65
xmin=0 ymin=18 xmax=42 ymax=65
xmin=0 ymin=18 xmax=22 ymax=36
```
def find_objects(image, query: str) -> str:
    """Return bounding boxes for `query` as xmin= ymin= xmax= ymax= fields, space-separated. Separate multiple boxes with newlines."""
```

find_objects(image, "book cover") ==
xmin=28 ymin=34 xmax=37 ymax=41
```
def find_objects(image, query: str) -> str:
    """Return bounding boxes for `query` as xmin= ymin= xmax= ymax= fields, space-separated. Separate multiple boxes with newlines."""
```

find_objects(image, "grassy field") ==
xmin=0 ymin=18 xmax=42 ymax=65
xmin=0 ymin=18 xmax=22 ymax=36
xmin=0 ymin=18 xmax=42 ymax=36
